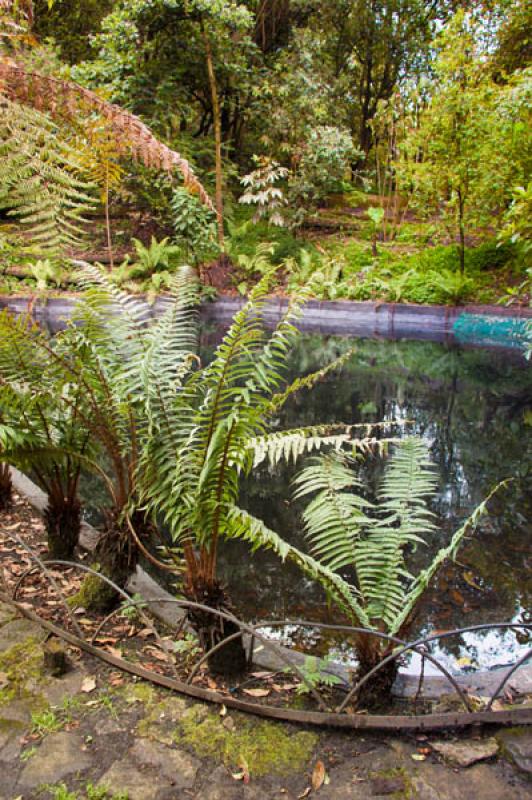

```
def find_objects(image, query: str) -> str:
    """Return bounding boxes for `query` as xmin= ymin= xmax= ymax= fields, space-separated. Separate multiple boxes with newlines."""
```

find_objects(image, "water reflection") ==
xmin=80 ymin=329 xmax=531 ymax=673
xmin=206 ymin=332 xmax=531 ymax=672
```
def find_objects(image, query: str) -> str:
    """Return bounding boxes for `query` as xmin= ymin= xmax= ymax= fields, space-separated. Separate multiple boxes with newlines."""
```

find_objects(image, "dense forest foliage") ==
xmin=0 ymin=0 xmax=530 ymax=303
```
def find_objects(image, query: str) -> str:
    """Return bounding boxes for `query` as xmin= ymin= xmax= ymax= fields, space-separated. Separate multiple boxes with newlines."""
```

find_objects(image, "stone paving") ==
xmin=0 ymin=601 xmax=530 ymax=800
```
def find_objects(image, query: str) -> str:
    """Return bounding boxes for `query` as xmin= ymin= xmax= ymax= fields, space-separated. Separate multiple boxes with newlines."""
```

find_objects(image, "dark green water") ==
xmin=202 ymin=331 xmax=532 ymax=673
xmin=81 ymin=330 xmax=531 ymax=673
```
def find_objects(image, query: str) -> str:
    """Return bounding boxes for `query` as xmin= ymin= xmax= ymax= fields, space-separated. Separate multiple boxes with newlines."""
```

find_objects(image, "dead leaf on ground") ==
xmin=242 ymin=688 xmax=270 ymax=698
xmin=81 ymin=676 xmax=97 ymax=693
xmin=312 ymin=760 xmax=326 ymax=791
xmin=298 ymin=788 xmax=311 ymax=799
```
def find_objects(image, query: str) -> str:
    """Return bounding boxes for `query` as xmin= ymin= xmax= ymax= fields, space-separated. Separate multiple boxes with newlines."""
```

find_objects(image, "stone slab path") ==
xmin=0 ymin=601 xmax=530 ymax=800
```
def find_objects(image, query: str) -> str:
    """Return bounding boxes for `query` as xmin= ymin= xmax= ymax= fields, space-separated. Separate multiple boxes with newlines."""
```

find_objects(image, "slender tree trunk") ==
xmin=457 ymin=189 xmax=465 ymax=273
xmin=201 ymin=20 xmax=224 ymax=249
xmin=104 ymin=175 xmax=114 ymax=272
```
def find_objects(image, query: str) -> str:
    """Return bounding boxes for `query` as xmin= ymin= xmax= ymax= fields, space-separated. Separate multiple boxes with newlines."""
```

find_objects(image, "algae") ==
xmin=174 ymin=705 xmax=318 ymax=777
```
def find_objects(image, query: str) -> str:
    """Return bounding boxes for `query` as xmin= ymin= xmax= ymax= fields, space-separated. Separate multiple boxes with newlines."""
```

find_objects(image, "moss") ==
xmin=369 ymin=767 xmax=413 ymax=799
xmin=0 ymin=637 xmax=44 ymax=704
xmin=174 ymin=705 xmax=318 ymax=777
xmin=121 ymin=681 xmax=157 ymax=706
xmin=67 ymin=572 xmax=118 ymax=613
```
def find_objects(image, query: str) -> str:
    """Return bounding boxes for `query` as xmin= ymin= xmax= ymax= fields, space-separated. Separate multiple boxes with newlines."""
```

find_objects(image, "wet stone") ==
xmin=95 ymin=716 xmax=124 ymax=736
xmin=40 ymin=669 xmax=85 ymax=706
xmin=0 ymin=698 xmax=40 ymax=725
xmin=370 ymin=775 xmax=406 ymax=795
xmin=431 ymin=737 xmax=499 ymax=767
xmin=0 ymin=604 xmax=16 ymax=627
xmin=498 ymin=729 xmax=532 ymax=776
xmin=0 ymin=727 xmax=21 ymax=761
xmin=130 ymin=737 xmax=199 ymax=787
xmin=17 ymin=731 xmax=93 ymax=788
xmin=98 ymin=757 xmax=165 ymax=800
xmin=0 ymin=619 xmax=43 ymax=652
xmin=411 ymin=763 xmax=531 ymax=800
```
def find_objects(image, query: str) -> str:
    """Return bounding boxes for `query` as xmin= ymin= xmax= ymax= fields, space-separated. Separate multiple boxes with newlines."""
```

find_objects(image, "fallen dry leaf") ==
xmin=81 ymin=676 xmax=97 ymax=694
xmin=312 ymin=760 xmax=326 ymax=791
xmin=297 ymin=788 xmax=311 ymax=799
xmin=242 ymin=688 xmax=270 ymax=698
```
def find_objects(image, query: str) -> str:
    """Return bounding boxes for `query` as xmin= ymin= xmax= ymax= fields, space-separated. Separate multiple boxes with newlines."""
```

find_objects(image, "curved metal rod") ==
xmin=337 ymin=622 xmax=532 ymax=713
xmin=11 ymin=558 xmax=181 ymax=682
xmin=3 ymin=589 xmax=532 ymax=732
xmin=71 ymin=595 xmax=331 ymax=710
xmin=245 ymin=620 xmax=473 ymax=712
xmin=485 ymin=646 xmax=532 ymax=711
xmin=4 ymin=531 xmax=84 ymax=638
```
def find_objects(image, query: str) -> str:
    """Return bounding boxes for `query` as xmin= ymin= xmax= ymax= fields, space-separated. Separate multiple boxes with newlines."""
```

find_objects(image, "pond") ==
xmin=80 ymin=321 xmax=531 ymax=677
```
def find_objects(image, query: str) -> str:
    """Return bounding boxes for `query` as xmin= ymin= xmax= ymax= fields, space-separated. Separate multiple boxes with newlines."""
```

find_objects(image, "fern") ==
xmin=0 ymin=94 xmax=94 ymax=258
xmin=0 ymin=61 xmax=214 ymax=212
xmin=296 ymin=437 xmax=503 ymax=637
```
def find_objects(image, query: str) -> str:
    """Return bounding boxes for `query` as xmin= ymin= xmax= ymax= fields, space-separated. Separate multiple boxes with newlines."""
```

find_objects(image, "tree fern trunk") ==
xmin=77 ymin=514 xmax=140 ymax=613
xmin=44 ymin=494 xmax=81 ymax=560
xmin=0 ymin=464 xmax=12 ymax=511
xmin=184 ymin=576 xmax=247 ymax=677
xmin=354 ymin=635 xmax=397 ymax=710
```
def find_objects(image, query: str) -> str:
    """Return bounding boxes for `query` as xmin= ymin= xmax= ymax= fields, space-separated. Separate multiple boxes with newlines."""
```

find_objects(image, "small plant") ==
xmin=286 ymin=656 xmax=342 ymax=696
xmin=239 ymin=155 xmax=288 ymax=227
xmin=233 ymin=242 xmax=275 ymax=294
xmin=367 ymin=206 xmax=385 ymax=256
xmin=119 ymin=593 xmax=147 ymax=621
xmin=43 ymin=784 xmax=77 ymax=800
xmin=429 ymin=268 xmax=474 ymax=304
xmin=20 ymin=745 xmax=37 ymax=762
xmin=172 ymin=632 xmax=201 ymax=666
xmin=29 ymin=259 xmax=63 ymax=290
xmin=128 ymin=236 xmax=182 ymax=280
xmin=31 ymin=709 xmax=63 ymax=736
xmin=170 ymin=187 xmax=218 ymax=263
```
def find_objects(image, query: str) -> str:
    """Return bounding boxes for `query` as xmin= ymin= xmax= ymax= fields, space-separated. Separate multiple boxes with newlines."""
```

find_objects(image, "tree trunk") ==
xmin=353 ymin=634 xmax=397 ymax=710
xmin=0 ymin=464 xmax=12 ymax=511
xmin=44 ymin=494 xmax=81 ymax=560
xmin=201 ymin=21 xmax=224 ymax=249
xmin=457 ymin=190 xmax=465 ymax=273
xmin=184 ymin=575 xmax=247 ymax=677
xmin=72 ymin=512 xmax=141 ymax=613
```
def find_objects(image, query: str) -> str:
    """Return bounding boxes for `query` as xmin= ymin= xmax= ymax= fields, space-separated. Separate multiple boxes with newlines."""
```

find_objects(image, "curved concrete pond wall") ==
xmin=1 ymin=295 xmax=531 ymax=351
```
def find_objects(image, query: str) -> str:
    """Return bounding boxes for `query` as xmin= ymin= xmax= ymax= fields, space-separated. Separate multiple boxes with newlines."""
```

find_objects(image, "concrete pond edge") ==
xmin=1 ymin=294 xmax=531 ymax=351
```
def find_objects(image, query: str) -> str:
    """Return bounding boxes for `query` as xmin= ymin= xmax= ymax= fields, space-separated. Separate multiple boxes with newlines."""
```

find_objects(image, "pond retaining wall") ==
xmin=1 ymin=295 xmax=531 ymax=350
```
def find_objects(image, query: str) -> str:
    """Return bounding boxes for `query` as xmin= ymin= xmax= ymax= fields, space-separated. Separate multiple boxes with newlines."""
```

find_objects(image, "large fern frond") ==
xmin=225 ymin=503 xmax=370 ymax=627
xmin=391 ymin=478 xmax=510 ymax=636
xmin=0 ymin=94 xmax=95 ymax=258
xmin=294 ymin=452 xmax=373 ymax=574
